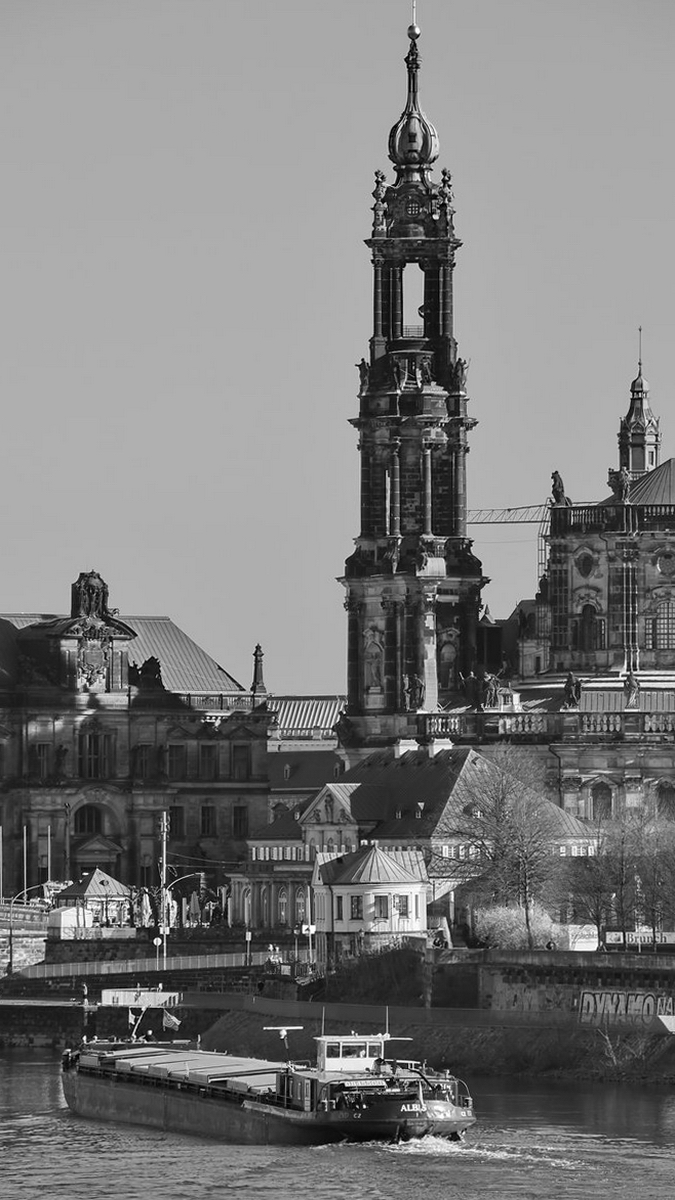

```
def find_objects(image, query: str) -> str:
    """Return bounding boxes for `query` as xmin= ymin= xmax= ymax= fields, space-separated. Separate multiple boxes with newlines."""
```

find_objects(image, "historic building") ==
xmin=338 ymin=22 xmax=485 ymax=762
xmin=312 ymin=845 xmax=429 ymax=968
xmin=229 ymin=746 xmax=593 ymax=937
xmin=0 ymin=570 xmax=271 ymax=895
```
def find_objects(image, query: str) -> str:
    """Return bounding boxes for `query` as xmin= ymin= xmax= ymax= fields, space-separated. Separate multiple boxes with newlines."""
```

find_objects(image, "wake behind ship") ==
xmin=61 ymin=1030 xmax=476 ymax=1145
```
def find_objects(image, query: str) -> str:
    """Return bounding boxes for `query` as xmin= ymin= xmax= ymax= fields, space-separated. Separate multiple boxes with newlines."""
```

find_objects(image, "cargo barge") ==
xmin=61 ymin=1028 xmax=476 ymax=1145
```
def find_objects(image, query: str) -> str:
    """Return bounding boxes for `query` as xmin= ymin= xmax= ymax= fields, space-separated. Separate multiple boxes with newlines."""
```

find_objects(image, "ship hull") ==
xmin=62 ymin=1070 xmax=472 ymax=1145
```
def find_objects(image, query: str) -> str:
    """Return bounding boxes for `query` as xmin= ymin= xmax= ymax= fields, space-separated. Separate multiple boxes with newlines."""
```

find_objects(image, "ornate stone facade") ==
xmin=0 ymin=572 xmax=271 ymax=895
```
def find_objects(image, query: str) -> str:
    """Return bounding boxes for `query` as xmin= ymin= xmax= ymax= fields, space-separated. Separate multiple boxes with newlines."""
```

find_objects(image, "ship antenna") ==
xmin=321 ymin=1006 xmax=326 ymax=1036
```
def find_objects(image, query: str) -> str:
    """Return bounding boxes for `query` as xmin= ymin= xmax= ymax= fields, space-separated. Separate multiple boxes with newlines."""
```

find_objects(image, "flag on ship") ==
xmin=162 ymin=1010 xmax=181 ymax=1031
xmin=128 ymin=1008 xmax=137 ymax=1026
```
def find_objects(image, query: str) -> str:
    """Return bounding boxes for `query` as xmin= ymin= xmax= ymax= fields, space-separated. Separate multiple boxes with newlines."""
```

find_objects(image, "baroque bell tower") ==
xmin=339 ymin=20 xmax=485 ymax=756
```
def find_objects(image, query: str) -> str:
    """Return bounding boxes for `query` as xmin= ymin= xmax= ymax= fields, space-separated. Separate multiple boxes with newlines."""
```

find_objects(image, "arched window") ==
xmin=295 ymin=888 xmax=306 ymax=924
xmin=278 ymin=888 xmax=288 ymax=925
xmin=242 ymin=888 xmax=251 ymax=927
xmin=74 ymin=804 xmax=102 ymax=836
xmin=657 ymin=783 xmax=675 ymax=820
xmin=654 ymin=602 xmax=675 ymax=649
xmin=308 ymin=839 xmax=317 ymax=860
xmin=591 ymin=783 xmax=612 ymax=822
xmin=326 ymin=837 xmax=335 ymax=854
xmin=260 ymin=887 xmax=269 ymax=927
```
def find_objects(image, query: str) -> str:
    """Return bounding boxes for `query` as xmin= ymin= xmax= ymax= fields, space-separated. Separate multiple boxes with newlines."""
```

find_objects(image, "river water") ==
xmin=2 ymin=1049 xmax=674 ymax=1200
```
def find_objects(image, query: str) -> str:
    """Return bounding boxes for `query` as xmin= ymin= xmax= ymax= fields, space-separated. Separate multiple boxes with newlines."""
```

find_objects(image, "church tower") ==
xmin=339 ymin=22 xmax=485 ymax=757
xmin=617 ymin=358 xmax=661 ymax=479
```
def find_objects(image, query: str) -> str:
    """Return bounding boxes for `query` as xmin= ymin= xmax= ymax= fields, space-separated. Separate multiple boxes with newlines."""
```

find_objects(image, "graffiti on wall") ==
xmin=578 ymin=989 xmax=675 ymax=1027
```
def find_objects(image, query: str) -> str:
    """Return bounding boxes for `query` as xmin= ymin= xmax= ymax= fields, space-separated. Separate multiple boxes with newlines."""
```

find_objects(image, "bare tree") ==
xmin=447 ymin=746 xmax=565 ymax=948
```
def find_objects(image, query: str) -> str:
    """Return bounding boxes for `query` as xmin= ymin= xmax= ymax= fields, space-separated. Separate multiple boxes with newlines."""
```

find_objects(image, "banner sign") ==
xmin=101 ymin=989 xmax=182 ymax=1008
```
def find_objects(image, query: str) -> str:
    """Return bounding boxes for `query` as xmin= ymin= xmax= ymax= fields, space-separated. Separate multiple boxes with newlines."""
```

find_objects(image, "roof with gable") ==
xmin=303 ymin=747 xmax=593 ymax=844
xmin=0 ymin=613 xmax=244 ymax=695
xmin=316 ymin=845 xmax=428 ymax=887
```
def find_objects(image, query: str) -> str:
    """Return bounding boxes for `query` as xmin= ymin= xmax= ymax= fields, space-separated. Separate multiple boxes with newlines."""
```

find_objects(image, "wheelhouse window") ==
xmin=350 ymin=895 xmax=363 ymax=921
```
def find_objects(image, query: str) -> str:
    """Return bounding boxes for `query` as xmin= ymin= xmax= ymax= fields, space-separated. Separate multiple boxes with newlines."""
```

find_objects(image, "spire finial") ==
xmin=638 ymin=324 xmax=643 ymax=373
xmin=409 ymin=0 xmax=420 ymax=40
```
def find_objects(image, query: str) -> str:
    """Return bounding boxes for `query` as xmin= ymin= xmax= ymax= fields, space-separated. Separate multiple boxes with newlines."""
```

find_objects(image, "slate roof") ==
xmin=599 ymin=457 xmax=675 ymax=507
xmin=311 ymin=748 xmax=593 ymax=843
xmin=56 ymin=866 xmax=130 ymax=900
xmin=268 ymin=750 xmax=343 ymax=790
xmin=0 ymin=613 xmax=244 ymax=695
xmin=316 ymin=846 xmax=427 ymax=886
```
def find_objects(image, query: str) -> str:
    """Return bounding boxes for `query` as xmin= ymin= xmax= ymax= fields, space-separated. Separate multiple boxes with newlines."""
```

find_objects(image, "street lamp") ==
xmin=7 ymin=883 xmax=47 ymax=976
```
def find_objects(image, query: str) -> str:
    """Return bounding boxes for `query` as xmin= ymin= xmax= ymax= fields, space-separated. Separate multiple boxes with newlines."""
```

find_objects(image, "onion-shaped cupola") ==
xmin=388 ymin=23 xmax=439 ymax=184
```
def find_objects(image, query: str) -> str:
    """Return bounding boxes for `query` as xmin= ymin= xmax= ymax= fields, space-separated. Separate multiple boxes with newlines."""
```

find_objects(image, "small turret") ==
xmin=618 ymin=351 xmax=661 ymax=478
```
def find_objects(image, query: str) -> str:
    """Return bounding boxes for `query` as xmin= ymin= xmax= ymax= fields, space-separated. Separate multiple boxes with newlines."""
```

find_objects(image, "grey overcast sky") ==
xmin=1 ymin=0 xmax=674 ymax=692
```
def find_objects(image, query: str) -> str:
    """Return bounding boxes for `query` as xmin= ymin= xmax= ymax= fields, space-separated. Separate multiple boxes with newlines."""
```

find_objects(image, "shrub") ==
xmin=473 ymin=903 xmax=560 ymax=950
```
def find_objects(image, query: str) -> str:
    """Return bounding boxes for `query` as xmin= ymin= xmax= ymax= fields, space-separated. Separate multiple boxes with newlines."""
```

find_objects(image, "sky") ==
xmin=1 ymin=0 xmax=674 ymax=693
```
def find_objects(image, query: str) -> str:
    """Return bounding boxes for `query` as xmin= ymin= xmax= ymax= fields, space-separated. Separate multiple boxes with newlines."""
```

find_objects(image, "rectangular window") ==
xmin=169 ymin=806 xmax=185 ymax=839
xmin=397 ymin=895 xmax=409 ymax=918
xmin=36 ymin=743 xmax=51 ymax=780
xmin=232 ymin=745 xmax=250 ymax=781
xmin=78 ymin=733 xmax=114 ymax=779
xmin=135 ymin=744 xmax=152 ymax=779
xmin=232 ymin=805 xmax=248 ymax=838
xmin=336 ymin=896 xmax=343 ymax=921
xmin=200 ymin=805 xmax=216 ymax=837
xmin=350 ymin=895 xmax=363 ymax=921
xmin=374 ymin=895 xmax=389 ymax=921
xmin=199 ymin=743 xmax=218 ymax=781
xmin=167 ymin=744 xmax=187 ymax=781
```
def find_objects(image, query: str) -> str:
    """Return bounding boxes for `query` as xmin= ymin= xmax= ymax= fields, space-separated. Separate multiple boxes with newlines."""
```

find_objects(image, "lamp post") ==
xmin=7 ymin=883 xmax=47 ymax=976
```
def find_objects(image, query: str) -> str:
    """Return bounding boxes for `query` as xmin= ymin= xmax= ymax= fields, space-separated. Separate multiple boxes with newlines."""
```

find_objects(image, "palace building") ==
xmin=0 ymin=570 xmax=271 ymax=894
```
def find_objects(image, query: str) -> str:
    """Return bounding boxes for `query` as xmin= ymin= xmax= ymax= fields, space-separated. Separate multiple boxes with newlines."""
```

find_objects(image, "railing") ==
xmin=402 ymin=324 xmax=424 ymax=338
xmin=550 ymin=503 xmax=675 ymax=537
xmin=18 ymin=950 xmax=271 ymax=980
xmin=420 ymin=710 xmax=675 ymax=743
xmin=175 ymin=693 xmax=254 ymax=711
